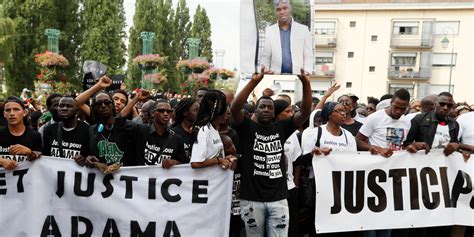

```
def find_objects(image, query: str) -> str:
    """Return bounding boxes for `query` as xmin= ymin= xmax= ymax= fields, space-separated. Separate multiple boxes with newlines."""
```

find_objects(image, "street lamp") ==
xmin=441 ymin=28 xmax=455 ymax=94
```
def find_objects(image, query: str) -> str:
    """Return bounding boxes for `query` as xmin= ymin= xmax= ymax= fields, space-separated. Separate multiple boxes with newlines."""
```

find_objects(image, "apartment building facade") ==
xmin=313 ymin=0 xmax=474 ymax=103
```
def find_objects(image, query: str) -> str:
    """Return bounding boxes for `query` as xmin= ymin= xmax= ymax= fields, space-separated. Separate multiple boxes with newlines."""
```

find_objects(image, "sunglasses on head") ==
xmin=438 ymin=102 xmax=454 ymax=108
xmin=154 ymin=108 xmax=174 ymax=113
xmin=93 ymin=100 xmax=113 ymax=106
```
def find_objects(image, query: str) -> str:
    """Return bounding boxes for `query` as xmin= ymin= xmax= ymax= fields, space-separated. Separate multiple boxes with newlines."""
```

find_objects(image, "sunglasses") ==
xmin=154 ymin=108 xmax=174 ymax=114
xmin=438 ymin=102 xmax=454 ymax=109
xmin=332 ymin=109 xmax=346 ymax=114
xmin=93 ymin=100 xmax=113 ymax=106
xmin=339 ymin=100 xmax=352 ymax=106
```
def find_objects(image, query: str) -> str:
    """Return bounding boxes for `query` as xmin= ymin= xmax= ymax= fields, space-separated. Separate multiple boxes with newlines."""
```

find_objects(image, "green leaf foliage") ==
xmin=2 ymin=0 xmax=83 ymax=95
xmin=80 ymin=0 xmax=126 ymax=75
xmin=190 ymin=5 xmax=213 ymax=62
xmin=127 ymin=0 xmax=159 ymax=89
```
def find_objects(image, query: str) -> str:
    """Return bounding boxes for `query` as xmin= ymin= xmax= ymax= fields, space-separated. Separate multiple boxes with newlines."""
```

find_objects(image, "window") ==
xmin=348 ymin=52 xmax=354 ymax=58
xmin=274 ymin=80 xmax=294 ymax=93
xmin=315 ymin=21 xmax=336 ymax=35
xmin=391 ymin=52 xmax=417 ymax=66
xmin=435 ymin=21 xmax=460 ymax=35
xmin=432 ymin=53 xmax=457 ymax=67
xmin=371 ymin=35 xmax=378 ymax=41
xmin=346 ymin=82 xmax=352 ymax=88
xmin=389 ymin=84 xmax=414 ymax=97
xmin=350 ymin=21 xmax=356 ymax=27
xmin=393 ymin=22 xmax=419 ymax=35
xmin=315 ymin=52 xmax=334 ymax=64
xmin=369 ymin=66 xmax=375 ymax=72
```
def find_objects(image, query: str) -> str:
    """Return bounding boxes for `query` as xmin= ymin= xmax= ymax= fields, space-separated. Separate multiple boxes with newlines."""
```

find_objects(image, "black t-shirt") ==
xmin=143 ymin=125 xmax=189 ymax=166
xmin=172 ymin=124 xmax=194 ymax=160
xmin=42 ymin=122 xmax=90 ymax=159
xmin=342 ymin=120 xmax=363 ymax=137
xmin=89 ymin=118 xmax=143 ymax=166
xmin=0 ymin=127 xmax=42 ymax=162
xmin=233 ymin=117 xmax=297 ymax=202
xmin=222 ymin=128 xmax=240 ymax=149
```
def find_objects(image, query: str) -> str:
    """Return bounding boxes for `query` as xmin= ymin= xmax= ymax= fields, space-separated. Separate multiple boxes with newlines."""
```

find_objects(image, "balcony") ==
xmin=388 ymin=66 xmax=431 ymax=80
xmin=314 ymin=64 xmax=335 ymax=78
xmin=390 ymin=20 xmax=435 ymax=49
xmin=390 ymin=38 xmax=434 ymax=49
xmin=315 ymin=37 xmax=337 ymax=48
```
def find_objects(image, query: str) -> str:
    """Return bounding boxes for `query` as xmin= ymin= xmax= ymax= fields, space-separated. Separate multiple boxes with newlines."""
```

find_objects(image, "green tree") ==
xmin=0 ymin=4 xmax=15 ymax=96
xmin=1 ymin=0 xmax=83 ymax=95
xmin=80 ymin=0 xmax=126 ymax=75
xmin=154 ymin=0 xmax=180 ymax=92
xmin=0 ymin=4 xmax=15 ymax=59
xmin=291 ymin=0 xmax=310 ymax=28
xmin=127 ymin=0 xmax=159 ymax=88
xmin=3 ymin=0 xmax=59 ymax=94
xmin=54 ymin=0 xmax=82 ymax=89
xmin=173 ymin=0 xmax=192 ymax=60
xmin=190 ymin=5 xmax=213 ymax=62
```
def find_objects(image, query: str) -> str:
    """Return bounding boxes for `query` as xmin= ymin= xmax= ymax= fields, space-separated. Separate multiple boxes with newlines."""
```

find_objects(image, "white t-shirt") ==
xmin=302 ymin=124 xmax=357 ymax=154
xmin=404 ymin=111 xmax=421 ymax=121
xmin=354 ymin=113 xmax=367 ymax=124
xmin=190 ymin=124 xmax=224 ymax=163
xmin=432 ymin=123 xmax=451 ymax=149
xmin=457 ymin=112 xmax=474 ymax=146
xmin=359 ymin=109 xmax=411 ymax=150
xmin=284 ymin=131 xmax=302 ymax=190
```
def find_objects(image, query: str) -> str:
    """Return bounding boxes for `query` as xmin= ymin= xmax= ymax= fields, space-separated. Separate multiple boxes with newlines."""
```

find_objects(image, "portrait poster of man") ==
xmin=240 ymin=0 xmax=313 ymax=75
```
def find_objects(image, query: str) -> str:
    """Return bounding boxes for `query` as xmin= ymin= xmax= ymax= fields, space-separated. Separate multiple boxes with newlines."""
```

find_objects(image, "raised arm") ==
xmin=75 ymin=76 xmax=113 ymax=116
xmin=119 ymin=89 xmax=150 ymax=118
xmin=231 ymin=67 xmax=265 ymax=126
xmin=315 ymin=83 xmax=340 ymax=111
xmin=293 ymin=68 xmax=312 ymax=127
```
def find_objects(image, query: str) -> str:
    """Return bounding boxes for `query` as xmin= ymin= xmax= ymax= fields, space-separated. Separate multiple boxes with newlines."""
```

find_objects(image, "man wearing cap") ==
xmin=261 ymin=0 xmax=313 ymax=74
xmin=0 ymin=96 xmax=42 ymax=170
xmin=346 ymin=93 xmax=366 ymax=123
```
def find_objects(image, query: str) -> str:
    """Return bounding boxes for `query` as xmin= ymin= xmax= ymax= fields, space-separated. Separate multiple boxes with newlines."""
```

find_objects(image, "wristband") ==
xmin=215 ymin=157 xmax=220 ymax=165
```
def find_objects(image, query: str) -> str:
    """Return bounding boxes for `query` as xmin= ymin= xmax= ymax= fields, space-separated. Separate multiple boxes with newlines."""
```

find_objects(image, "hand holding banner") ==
xmin=0 ymin=157 xmax=233 ymax=236
xmin=313 ymin=150 xmax=474 ymax=233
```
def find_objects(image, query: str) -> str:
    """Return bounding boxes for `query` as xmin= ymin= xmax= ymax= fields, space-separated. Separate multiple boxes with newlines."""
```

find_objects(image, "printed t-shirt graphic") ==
xmin=42 ymin=122 xmax=90 ymax=159
xmin=359 ymin=109 xmax=411 ymax=150
xmin=234 ymin=117 xmax=296 ymax=202
xmin=432 ymin=123 xmax=450 ymax=149
xmin=142 ymin=127 xmax=187 ymax=166
xmin=0 ymin=127 xmax=41 ymax=162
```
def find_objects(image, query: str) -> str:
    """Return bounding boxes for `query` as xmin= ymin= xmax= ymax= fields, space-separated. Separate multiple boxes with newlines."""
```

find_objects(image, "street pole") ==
xmin=448 ymin=34 xmax=454 ymax=94
xmin=442 ymin=27 xmax=455 ymax=94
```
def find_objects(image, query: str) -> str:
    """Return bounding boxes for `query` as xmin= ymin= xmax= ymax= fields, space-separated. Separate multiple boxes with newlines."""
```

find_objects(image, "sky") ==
xmin=123 ymin=0 xmax=240 ymax=70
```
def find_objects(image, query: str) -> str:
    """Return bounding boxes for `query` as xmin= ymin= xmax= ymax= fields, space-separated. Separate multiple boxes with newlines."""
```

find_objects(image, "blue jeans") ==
xmin=240 ymin=199 xmax=289 ymax=237
xmin=364 ymin=229 xmax=391 ymax=237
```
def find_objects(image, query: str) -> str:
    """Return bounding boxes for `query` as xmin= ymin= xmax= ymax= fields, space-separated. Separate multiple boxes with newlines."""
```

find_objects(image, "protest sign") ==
xmin=313 ymin=150 xmax=474 ymax=233
xmin=0 ymin=157 xmax=233 ymax=236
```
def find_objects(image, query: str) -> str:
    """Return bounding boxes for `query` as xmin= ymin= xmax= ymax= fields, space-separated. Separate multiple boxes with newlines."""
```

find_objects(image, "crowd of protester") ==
xmin=0 ymin=69 xmax=473 ymax=237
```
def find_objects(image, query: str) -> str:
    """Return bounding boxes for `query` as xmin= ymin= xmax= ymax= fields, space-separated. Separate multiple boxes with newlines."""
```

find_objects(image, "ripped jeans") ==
xmin=240 ymin=199 xmax=289 ymax=237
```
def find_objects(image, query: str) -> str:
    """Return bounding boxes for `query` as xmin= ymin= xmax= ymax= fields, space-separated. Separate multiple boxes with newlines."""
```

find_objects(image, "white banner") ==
xmin=0 ymin=157 xmax=233 ymax=236
xmin=313 ymin=150 xmax=474 ymax=233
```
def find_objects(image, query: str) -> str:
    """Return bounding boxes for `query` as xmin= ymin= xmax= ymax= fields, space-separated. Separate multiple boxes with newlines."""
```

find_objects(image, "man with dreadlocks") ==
xmin=190 ymin=90 xmax=236 ymax=170
xmin=230 ymin=67 xmax=312 ymax=236
xmin=172 ymin=98 xmax=199 ymax=160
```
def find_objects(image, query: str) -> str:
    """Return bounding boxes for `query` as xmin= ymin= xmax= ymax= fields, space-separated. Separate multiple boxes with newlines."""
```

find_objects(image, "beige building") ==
xmin=312 ymin=0 xmax=474 ymax=103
